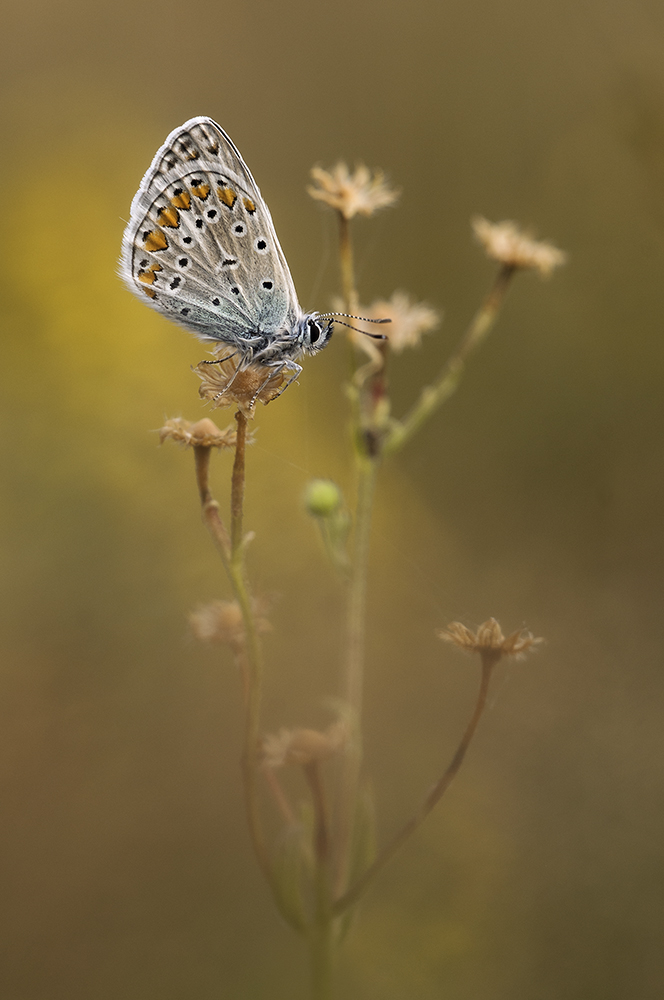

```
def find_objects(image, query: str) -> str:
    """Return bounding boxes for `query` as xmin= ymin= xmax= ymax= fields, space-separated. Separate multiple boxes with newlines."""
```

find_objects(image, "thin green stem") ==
xmin=194 ymin=427 xmax=271 ymax=886
xmin=338 ymin=213 xmax=359 ymax=314
xmin=333 ymin=657 xmax=495 ymax=915
xmin=194 ymin=445 xmax=232 ymax=572
xmin=309 ymin=918 xmax=334 ymax=1000
xmin=230 ymin=410 xmax=247 ymax=557
xmin=334 ymin=455 xmax=378 ymax=896
xmin=384 ymin=263 xmax=517 ymax=455
xmin=304 ymin=762 xmax=335 ymax=1000
xmin=305 ymin=761 xmax=331 ymax=866
xmin=231 ymin=562 xmax=271 ymax=881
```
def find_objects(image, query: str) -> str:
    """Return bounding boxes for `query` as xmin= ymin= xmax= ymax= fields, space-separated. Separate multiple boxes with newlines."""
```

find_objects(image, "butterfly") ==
xmin=120 ymin=117 xmax=387 ymax=401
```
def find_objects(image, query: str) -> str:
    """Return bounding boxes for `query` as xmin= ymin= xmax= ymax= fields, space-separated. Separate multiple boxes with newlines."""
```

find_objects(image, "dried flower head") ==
xmin=158 ymin=416 xmax=237 ymax=449
xmin=439 ymin=618 xmax=542 ymax=665
xmin=354 ymin=291 xmax=440 ymax=355
xmin=472 ymin=216 xmax=566 ymax=277
xmin=308 ymin=163 xmax=399 ymax=219
xmin=262 ymin=719 xmax=348 ymax=769
xmin=189 ymin=598 xmax=271 ymax=653
xmin=195 ymin=352 xmax=286 ymax=417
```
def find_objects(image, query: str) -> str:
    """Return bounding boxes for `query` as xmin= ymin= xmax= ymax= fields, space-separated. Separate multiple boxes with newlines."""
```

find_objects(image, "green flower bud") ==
xmin=304 ymin=479 xmax=343 ymax=518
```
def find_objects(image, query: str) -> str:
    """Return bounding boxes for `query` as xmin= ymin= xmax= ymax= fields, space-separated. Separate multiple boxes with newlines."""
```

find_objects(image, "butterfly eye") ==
xmin=308 ymin=320 xmax=321 ymax=344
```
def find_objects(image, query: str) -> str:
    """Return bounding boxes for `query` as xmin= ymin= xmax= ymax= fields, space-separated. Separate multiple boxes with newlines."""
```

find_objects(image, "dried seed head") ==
xmin=195 ymin=352 xmax=286 ymax=417
xmin=439 ymin=618 xmax=542 ymax=664
xmin=189 ymin=598 xmax=271 ymax=653
xmin=472 ymin=216 xmax=566 ymax=277
xmin=159 ymin=416 xmax=237 ymax=448
xmin=262 ymin=719 xmax=348 ymax=769
xmin=308 ymin=163 xmax=399 ymax=219
xmin=354 ymin=291 xmax=440 ymax=355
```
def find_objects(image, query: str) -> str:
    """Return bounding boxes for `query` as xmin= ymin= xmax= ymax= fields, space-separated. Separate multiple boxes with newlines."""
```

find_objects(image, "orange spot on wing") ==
xmin=191 ymin=183 xmax=210 ymax=200
xmin=243 ymin=198 xmax=256 ymax=214
xmin=157 ymin=205 xmax=180 ymax=228
xmin=137 ymin=263 xmax=162 ymax=285
xmin=143 ymin=230 xmax=169 ymax=252
xmin=143 ymin=287 xmax=157 ymax=299
xmin=218 ymin=186 xmax=237 ymax=209
xmin=170 ymin=190 xmax=191 ymax=210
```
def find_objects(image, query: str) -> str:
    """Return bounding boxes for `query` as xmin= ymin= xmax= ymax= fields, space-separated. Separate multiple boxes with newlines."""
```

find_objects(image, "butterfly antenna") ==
xmin=318 ymin=312 xmax=391 ymax=340
xmin=330 ymin=318 xmax=388 ymax=339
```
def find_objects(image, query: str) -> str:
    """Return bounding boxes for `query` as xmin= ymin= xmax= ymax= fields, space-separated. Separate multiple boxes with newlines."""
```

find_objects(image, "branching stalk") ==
xmin=335 ymin=455 xmax=378 ymax=897
xmin=194 ymin=422 xmax=271 ymax=887
xmin=384 ymin=263 xmax=516 ymax=455
xmin=333 ymin=657 xmax=496 ymax=915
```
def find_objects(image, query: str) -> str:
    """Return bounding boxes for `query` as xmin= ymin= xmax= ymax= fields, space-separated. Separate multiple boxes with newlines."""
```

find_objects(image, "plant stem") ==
xmin=384 ymin=263 xmax=516 ymax=455
xmin=305 ymin=761 xmax=331 ymax=866
xmin=303 ymin=761 xmax=335 ymax=999
xmin=194 ymin=445 xmax=232 ymax=573
xmin=194 ymin=424 xmax=271 ymax=885
xmin=230 ymin=410 xmax=247 ymax=557
xmin=333 ymin=658 xmax=495 ymax=915
xmin=338 ymin=213 xmax=359 ymax=314
xmin=334 ymin=206 xmax=382 ymax=899
xmin=309 ymin=918 xmax=334 ymax=1000
xmin=228 ymin=413 xmax=272 ymax=883
xmin=335 ymin=454 xmax=378 ymax=896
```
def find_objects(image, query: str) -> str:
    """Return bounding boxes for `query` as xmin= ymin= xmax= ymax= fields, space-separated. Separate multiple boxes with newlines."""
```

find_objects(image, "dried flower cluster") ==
xmin=159 ymin=417 xmax=237 ymax=449
xmin=308 ymin=163 xmax=399 ymax=219
xmin=439 ymin=617 xmax=542 ymax=662
xmin=355 ymin=291 xmax=440 ymax=355
xmin=472 ymin=216 xmax=566 ymax=277
xmin=195 ymin=353 xmax=286 ymax=416
xmin=189 ymin=598 xmax=271 ymax=653
xmin=262 ymin=719 xmax=348 ymax=769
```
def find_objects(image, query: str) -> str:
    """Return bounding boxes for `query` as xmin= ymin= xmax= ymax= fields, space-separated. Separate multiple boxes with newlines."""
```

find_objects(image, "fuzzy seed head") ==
xmin=472 ymin=216 xmax=566 ymax=277
xmin=189 ymin=598 xmax=270 ymax=653
xmin=262 ymin=719 xmax=348 ymax=769
xmin=308 ymin=163 xmax=399 ymax=219
xmin=355 ymin=291 xmax=440 ymax=355
xmin=439 ymin=618 xmax=542 ymax=664
xmin=159 ymin=416 xmax=237 ymax=448
xmin=195 ymin=353 xmax=286 ymax=417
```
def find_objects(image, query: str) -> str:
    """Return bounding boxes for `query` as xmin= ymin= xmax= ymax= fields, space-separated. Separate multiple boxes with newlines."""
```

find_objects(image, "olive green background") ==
xmin=1 ymin=1 xmax=663 ymax=997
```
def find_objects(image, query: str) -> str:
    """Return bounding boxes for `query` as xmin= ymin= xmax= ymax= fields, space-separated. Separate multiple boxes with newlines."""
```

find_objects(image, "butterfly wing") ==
xmin=120 ymin=117 xmax=302 ymax=346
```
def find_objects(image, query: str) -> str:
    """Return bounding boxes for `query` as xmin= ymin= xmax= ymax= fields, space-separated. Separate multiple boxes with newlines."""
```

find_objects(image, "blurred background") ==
xmin=1 ymin=0 xmax=663 ymax=997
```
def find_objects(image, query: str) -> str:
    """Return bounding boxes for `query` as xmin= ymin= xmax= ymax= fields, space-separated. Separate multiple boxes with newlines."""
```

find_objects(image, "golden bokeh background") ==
xmin=1 ymin=1 xmax=663 ymax=997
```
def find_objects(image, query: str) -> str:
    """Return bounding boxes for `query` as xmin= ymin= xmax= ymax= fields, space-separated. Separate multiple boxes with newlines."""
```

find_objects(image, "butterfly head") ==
xmin=299 ymin=314 xmax=335 ymax=356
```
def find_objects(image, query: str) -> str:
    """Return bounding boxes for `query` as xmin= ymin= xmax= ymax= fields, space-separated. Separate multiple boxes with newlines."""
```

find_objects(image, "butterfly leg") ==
xmin=201 ymin=352 xmax=249 ymax=403
xmin=200 ymin=351 xmax=238 ymax=366
xmin=251 ymin=360 xmax=302 ymax=407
